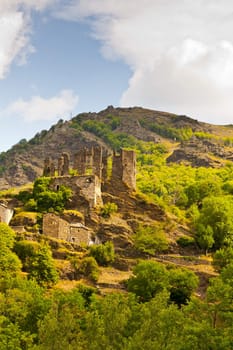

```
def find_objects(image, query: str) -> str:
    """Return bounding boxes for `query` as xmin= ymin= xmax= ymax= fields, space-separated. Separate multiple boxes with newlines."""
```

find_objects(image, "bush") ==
xmin=176 ymin=235 xmax=195 ymax=247
xmin=90 ymin=241 xmax=115 ymax=266
xmin=0 ymin=223 xmax=22 ymax=277
xmin=133 ymin=224 xmax=168 ymax=255
xmin=14 ymin=240 xmax=40 ymax=271
xmin=127 ymin=260 xmax=169 ymax=302
xmin=32 ymin=177 xmax=72 ymax=213
xmin=28 ymin=244 xmax=58 ymax=287
xmin=100 ymin=202 xmax=118 ymax=218
xmin=212 ymin=247 xmax=233 ymax=272
xmin=168 ymin=267 xmax=199 ymax=306
xmin=78 ymin=257 xmax=100 ymax=282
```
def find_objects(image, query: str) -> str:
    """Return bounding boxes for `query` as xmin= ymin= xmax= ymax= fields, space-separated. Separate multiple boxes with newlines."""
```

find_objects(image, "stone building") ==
xmin=112 ymin=149 xmax=136 ymax=190
xmin=42 ymin=147 xmax=136 ymax=224
xmin=50 ymin=174 xmax=102 ymax=214
xmin=43 ymin=146 xmax=136 ymax=192
xmin=0 ymin=202 xmax=14 ymax=224
xmin=43 ymin=213 xmax=92 ymax=245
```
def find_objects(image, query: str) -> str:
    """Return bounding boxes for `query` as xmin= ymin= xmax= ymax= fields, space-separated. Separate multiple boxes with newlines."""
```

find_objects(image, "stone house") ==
xmin=43 ymin=213 xmax=92 ymax=245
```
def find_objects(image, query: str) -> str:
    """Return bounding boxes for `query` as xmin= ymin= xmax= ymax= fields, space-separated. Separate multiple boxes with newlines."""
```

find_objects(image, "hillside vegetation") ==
xmin=0 ymin=106 xmax=233 ymax=349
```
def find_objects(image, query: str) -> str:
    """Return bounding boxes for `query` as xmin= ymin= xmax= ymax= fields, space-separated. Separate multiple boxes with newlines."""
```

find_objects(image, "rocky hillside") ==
xmin=0 ymin=106 xmax=233 ymax=189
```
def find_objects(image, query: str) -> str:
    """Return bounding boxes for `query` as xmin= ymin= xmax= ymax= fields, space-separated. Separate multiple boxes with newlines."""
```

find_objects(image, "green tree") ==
xmin=195 ymin=224 xmax=214 ymax=254
xmin=36 ymin=289 xmax=86 ymax=350
xmin=14 ymin=240 xmax=40 ymax=271
xmin=32 ymin=177 xmax=72 ymax=213
xmin=0 ymin=223 xmax=16 ymax=249
xmin=0 ymin=224 xmax=22 ymax=278
xmin=90 ymin=241 xmax=115 ymax=266
xmin=28 ymin=244 xmax=58 ymax=287
xmin=193 ymin=196 xmax=233 ymax=249
xmin=70 ymin=256 xmax=100 ymax=282
xmin=185 ymin=179 xmax=222 ymax=207
xmin=212 ymin=247 xmax=233 ymax=272
xmin=168 ymin=267 xmax=199 ymax=306
xmin=127 ymin=260 xmax=169 ymax=302
xmin=84 ymin=293 xmax=139 ymax=350
xmin=128 ymin=293 xmax=185 ymax=350
xmin=133 ymin=224 xmax=168 ymax=255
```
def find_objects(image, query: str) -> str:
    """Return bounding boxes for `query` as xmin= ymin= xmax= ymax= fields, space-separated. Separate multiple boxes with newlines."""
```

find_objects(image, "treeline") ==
xmin=0 ymin=221 xmax=232 ymax=349
xmin=0 ymin=219 xmax=232 ymax=350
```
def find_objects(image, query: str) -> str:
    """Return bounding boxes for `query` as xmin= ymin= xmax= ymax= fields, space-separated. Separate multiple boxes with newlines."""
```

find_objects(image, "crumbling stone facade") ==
xmin=0 ymin=202 xmax=14 ymax=224
xmin=41 ymin=147 xmax=136 ymax=244
xmin=43 ymin=213 xmax=92 ymax=245
xmin=42 ymin=147 xmax=136 ymax=222
xmin=112 ymin=149 xmax=136 ymax=190
xmin=43 ymin=157 xmax=55 ymax=177
xmin=50 ymin=175 xmax=102 ymax=211
xmin=43 ymin=147 xmax=136 ymax=192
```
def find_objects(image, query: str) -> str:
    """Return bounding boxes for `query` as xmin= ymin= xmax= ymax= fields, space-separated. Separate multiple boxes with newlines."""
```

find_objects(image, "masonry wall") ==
xmin=69 ymin=224 xmax=91 ymax=245
xmin=43 ymin=213 xmax=91 ymax=245
xmin=43 ymin=213 xmax=70 ymax=240
xmin=0 ymin=204 xmax=14 ymax=224
xmin=111 ymin=149 xmax=136 ymax=191
xmin=50 ymin=174 xmax=103 ymax=209
xmin=121 ymin=149 xmax=136 ymax=190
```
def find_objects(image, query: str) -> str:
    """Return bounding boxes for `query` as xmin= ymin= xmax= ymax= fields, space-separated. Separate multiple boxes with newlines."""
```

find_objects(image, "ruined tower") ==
xmin=62 ymin=152 xmax=70 ymax=176
xmin=43 ymin=157 xmax=55 ymax=177
xmin=112 ymin=149 xmax=136 ymax=191
xmin=92 ymin=146 xmax=103 ymax=179
xmin=74 ymin=149 xmax=86 ymax=175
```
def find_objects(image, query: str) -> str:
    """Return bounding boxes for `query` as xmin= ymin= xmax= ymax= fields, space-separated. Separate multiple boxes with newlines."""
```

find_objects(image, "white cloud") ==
xmin=5 ymin=90 xmax=79 ymax=122
xmin=56 ymin=0 xmax=233 ymax=124
xmin=0 ymin=0 xmax=56 ymax=79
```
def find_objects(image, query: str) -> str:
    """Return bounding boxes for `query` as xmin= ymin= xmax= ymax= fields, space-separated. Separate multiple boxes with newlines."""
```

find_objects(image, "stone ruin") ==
xmin=43 ymin=213 xmax=92 ymax=245
xmin=0 ymin=202 xmax=14 ymax=224
xmin=43 ymin=146 xmax=136 ymax=193
xmin=42 ymin=147 xmax=136 ymax=244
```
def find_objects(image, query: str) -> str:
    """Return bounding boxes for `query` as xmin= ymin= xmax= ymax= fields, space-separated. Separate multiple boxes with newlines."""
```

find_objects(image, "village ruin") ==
xmin=42 ymin=147 xmax=136 ymax=244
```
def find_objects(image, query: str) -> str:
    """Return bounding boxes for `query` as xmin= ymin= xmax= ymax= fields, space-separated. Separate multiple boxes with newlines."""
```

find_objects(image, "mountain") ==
xmin=0 ymin=105 xmax=233 ymax=190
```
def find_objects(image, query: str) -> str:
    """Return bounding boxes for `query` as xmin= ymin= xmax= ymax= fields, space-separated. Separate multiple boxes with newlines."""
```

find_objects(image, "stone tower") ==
xmin=43 ymin=157 xmax=55 ymax=177
xmin=112 ymin=149 xmax=136 ymax=190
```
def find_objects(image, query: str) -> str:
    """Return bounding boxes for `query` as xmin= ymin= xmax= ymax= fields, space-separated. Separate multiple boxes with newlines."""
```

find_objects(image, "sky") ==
xmin=1 ymin=1 xmax=233 ymax=152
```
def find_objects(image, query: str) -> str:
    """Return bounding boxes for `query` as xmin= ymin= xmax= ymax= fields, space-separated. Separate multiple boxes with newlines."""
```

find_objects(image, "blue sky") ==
xmin=1 ymin=1 xmax=233 ymax=152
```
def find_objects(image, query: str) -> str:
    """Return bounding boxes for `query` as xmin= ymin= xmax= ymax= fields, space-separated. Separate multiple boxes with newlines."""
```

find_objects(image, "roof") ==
xmin=70 ymin=222 xmax=89 ymax=230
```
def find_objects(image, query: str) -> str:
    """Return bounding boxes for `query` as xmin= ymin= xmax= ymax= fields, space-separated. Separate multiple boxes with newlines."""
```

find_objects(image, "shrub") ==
xmin=127 ymin=260 xmax=169 ymax=302
xmin=212 ymin=247 xmax=233 ymax=272
xmin=168 ymin=266 xmax=199 ymax=306
xmin=28 ymin=244 xmax=58 ymax=287
xmin=100 ymin=202 xmax=118 ymax=218
xmin=133 ymin=224 xmax=168 ymax=255
xmin=90 ymin=241 xmax=115 ymax=266
xmin=176 ymin=235 xmax=195 ymax=248
xmin=78 ymin=257 xmax=100 ymax=282
xmin=14 ymin=240 xmax=40 ymax=271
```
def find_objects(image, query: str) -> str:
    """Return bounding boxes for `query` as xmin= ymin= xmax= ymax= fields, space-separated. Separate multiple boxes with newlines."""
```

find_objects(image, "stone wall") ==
xmin=112 ymin=149 xmax=136 ymax=190
xmin=50 ymin=174 xmax=103 ymax=210
xmin=43 ymin=147 xmax=136 ymax=213
xmin=0 ymin=203 xmax=14 ymax=224
xmin=69 ymin=223 xmax=91 ymax=245
xmin=43 ymin=213 xmax=91 ymax=245
xmin=43 ymin=213 xmax=70 ymax=240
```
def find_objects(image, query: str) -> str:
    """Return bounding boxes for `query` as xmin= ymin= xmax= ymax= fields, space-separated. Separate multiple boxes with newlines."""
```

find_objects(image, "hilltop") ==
xmin=0 ymin=106 xmax=233 ymax=189
xmin=1 ymin=106 xmax=233 ymax=297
